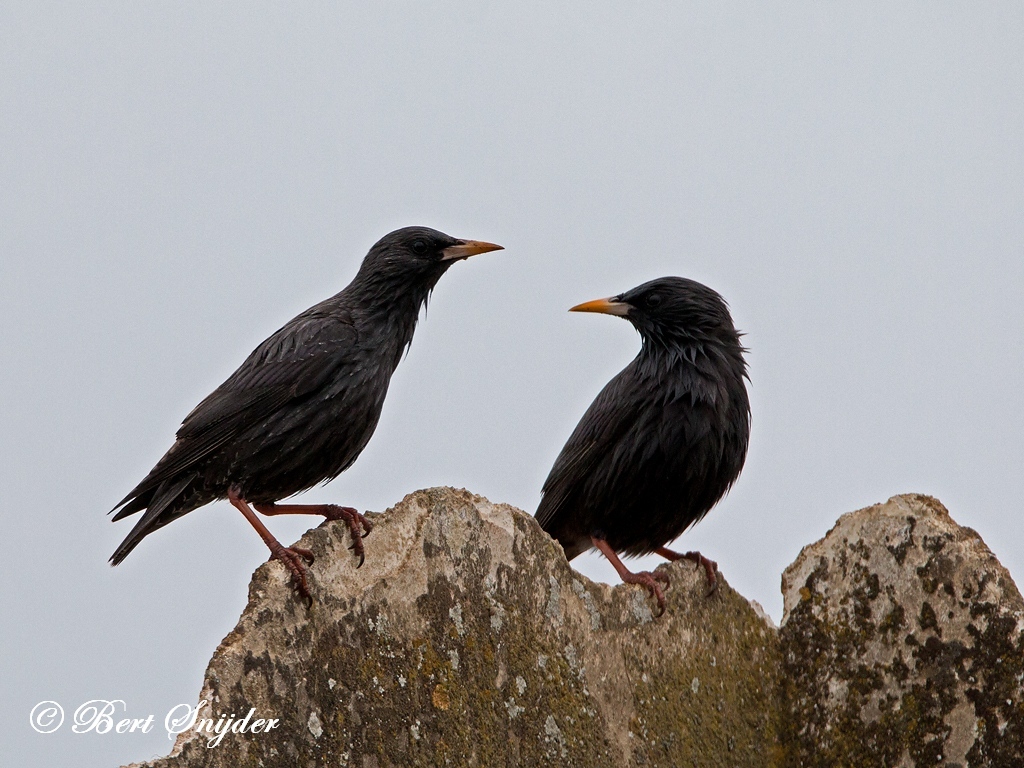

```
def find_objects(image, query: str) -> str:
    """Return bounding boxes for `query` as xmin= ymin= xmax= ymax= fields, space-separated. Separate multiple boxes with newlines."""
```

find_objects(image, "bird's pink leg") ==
xmin=253 ymin=503 xmax=373 ymax=567
xmin=228 ymin=487 xmax=315 ymax=601
xmin=657 ymin=546 xmax=718 ymax=595
xmin=592 ymin=536 xmax=670 ymax=616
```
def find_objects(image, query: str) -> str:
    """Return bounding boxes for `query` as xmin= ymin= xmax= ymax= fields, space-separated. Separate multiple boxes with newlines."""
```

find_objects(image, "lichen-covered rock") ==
xmin=126 ymin=487 xmax=780 ymax=768
xmin=779 ymin=493 xmax=1024 ymax=767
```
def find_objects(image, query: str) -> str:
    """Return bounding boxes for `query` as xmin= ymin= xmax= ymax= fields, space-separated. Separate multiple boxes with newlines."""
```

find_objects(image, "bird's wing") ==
xmin=180 ymin=311 xmax=359 ymax=435
xmin=112 ymin=311 xmax=359 ymax=512
xmin=535 ymin=368 xmax=642 ymax=529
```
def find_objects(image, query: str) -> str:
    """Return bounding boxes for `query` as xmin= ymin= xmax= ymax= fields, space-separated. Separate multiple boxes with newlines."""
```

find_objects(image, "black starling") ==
xmin=535 ymin=277 xmax=750 ymax=614
xmin=110 ymin=226 xmax=502 ymax=598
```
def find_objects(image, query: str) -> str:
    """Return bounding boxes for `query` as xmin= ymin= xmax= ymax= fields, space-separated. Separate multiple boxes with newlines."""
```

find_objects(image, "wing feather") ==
xmin=535 ymin=366 xmax=641 ymax=529
xmin=111 ymin=310 xmax=358 ymax=513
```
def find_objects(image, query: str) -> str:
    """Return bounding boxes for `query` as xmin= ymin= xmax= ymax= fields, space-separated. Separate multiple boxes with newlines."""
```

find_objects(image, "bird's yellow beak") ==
xmin=441 ymin=240 xmax=504 ymax=261
xmin=569 ymin=297 xmax=631 ymax=316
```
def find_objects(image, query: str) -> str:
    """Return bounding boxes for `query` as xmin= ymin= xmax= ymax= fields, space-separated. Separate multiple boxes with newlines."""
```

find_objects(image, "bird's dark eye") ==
xmin=411 ymin=240 xmax=428 ymax=255
xmin=646 ymin=293 xmax=662 ymax=308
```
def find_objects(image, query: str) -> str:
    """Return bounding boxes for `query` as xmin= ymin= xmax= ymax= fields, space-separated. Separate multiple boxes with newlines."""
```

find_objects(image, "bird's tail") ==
xmin=109 ymin=475 xmax=195 ymax=566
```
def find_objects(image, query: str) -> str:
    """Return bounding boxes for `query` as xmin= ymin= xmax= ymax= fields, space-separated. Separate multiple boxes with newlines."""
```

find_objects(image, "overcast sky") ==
xmin=3 ymin=4 xmax=1023 ymax=766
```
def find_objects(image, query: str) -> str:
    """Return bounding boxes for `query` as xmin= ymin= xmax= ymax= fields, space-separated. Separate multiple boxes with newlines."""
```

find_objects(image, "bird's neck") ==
xmin=637 ymin=334 xmax=747 ymax=383
xmin=345 ymin=268 xmax=442 ymax=366
xmin=372 ymin=293 xmax=425 ymax=363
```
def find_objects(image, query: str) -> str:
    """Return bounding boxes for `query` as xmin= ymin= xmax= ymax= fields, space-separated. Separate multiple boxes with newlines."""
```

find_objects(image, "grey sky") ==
xmin=3 ymin=4 xmax=1022 ymax=766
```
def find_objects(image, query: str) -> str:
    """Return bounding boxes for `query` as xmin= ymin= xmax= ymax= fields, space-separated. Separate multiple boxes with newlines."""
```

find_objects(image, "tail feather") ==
xmin=110 ymin=465 xmax=171 ymax=520
xmin=110 ymin=492 xmax=150 ymax=522
xmin=109 ymin=474 xmax=196 ymax=565
xmin=562 ymin=539 xmax=590 ymax=561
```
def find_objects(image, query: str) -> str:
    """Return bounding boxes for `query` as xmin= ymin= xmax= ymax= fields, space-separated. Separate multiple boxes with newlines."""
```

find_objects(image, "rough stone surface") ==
xmin=126 ymin=487 xmax=780 ymax=768
xmin=124 ymin=490 xmax=1024 ymax=768
xmin=780 ymin=493 xmax=1024 ymax=767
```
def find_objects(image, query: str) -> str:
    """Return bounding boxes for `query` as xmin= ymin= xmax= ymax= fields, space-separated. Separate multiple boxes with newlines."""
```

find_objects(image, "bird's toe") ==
xmin=622 ymin=570 xmax=669 ymax=616
xmin=348 ymin=539 xmax=366 ymax=568
xmin=680 ymin=550 xmax=719 ymax=595
xmin=269 ymin=545 xmax=315 ymax=603
xmin=327 ymin=506 xmax=370 ymax=566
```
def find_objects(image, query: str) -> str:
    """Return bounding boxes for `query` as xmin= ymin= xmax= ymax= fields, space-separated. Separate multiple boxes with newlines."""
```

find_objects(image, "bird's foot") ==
xmin=253 ymin=501 xmax=373 ymax=568
xmin=620 ymin=569 xmax=671 ymax=616
xmin=658 ymin=547 xmax=718 ymax=596
xmin=591 ymin=535 xmax=672 ymax=616
xmin=268 ymin=543 xmax=315 ymax=603
xmin=321 ymin=505 xmax=373 ymax=567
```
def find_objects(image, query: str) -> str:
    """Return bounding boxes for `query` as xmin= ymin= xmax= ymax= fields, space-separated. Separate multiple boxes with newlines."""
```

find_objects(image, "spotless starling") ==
xmin=110 ymin=227 xmax=502 ymax=599
xmin=535 ymin=277 xmax=750 ymax=614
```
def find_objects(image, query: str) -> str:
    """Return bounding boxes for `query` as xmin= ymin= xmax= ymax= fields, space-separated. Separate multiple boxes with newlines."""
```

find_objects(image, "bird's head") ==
xmin=570 ymin=276 xmax=741 ymax=353
xmin=358 ymin=226 xmax=503 ymax=289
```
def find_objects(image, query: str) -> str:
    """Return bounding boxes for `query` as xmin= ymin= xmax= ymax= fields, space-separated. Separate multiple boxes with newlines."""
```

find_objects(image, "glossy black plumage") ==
xmin=536 ymin=277 xmax=749 ymax=604
xmin=110 ymin=226 xmax=501 ymax=577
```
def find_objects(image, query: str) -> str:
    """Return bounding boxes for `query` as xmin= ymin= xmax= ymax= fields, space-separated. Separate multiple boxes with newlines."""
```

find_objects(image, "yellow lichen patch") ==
xmin=431 ymin=683 xmax=450 ymax=710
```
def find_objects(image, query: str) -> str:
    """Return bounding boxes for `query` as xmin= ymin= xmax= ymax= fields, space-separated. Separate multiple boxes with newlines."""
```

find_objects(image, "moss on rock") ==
xmin=127 ymin=487 xmax=780 ymax=768
xmin=779 ymin=494 xmax=1024 ymax=767
xmin=123 ymin=490 xmax=1021 ymax=768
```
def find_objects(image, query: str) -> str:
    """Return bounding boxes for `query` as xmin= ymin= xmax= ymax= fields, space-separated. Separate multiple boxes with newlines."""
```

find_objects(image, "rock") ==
xmin=780 ymin=493 xmax=1024 ymax=766
xmin=126 ymin=487 xmax=781 ymax=768
xmin=123 ymin=490 xmax=1024 ymax=767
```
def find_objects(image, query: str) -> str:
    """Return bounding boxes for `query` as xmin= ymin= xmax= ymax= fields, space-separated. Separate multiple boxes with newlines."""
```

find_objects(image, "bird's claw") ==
xmin=348 ymin=540 xmax=365 ymax=568
xmin=681 ymin=550 xmax=718 ymax=596
xmin=322 ymin=504 xmax=358 ymax=522
xmin=622 ymin=569 xmax=669 ymax=616
xmin=323 ymin=505 xmax=372 ymax=567
xmin=269 ymin=545 xmax=315 ymax=603
xmin=659 ymin=547 xmax=719 ymax=597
